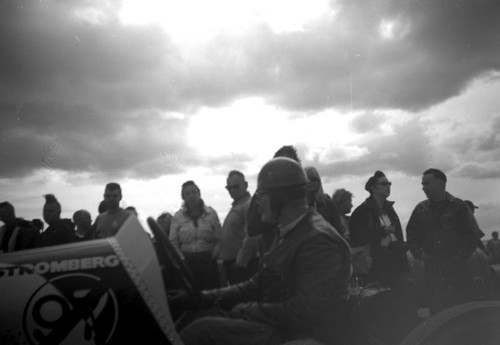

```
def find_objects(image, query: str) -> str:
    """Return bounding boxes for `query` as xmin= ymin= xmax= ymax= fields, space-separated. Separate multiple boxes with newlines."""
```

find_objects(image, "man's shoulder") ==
xmin=352 ymin=198 xmax=372 ymax=213
xmin=413 ymin=199 xmax=430 ymax=210
xmin=304 ymin=212 xmax=347 ymax=245
xmin=231 ymin=195 xmax=252 ymax=213
xmin=55 ymin=219 xmax=74 ymax=232
xmin=445 ymin=193 xmax=469 ymax=210
xmin=100 ymin=208 xmax=130 ymax=219
xmin=203 ymin=205 xmax=218 ymax=217
xmin=172 ymin=208 xmax=185 ymax=218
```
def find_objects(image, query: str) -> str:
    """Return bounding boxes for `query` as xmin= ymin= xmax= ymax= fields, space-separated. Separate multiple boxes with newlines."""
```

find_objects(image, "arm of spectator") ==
xmin=406 ymin=205 xmax=424 ymax=260
xmin=350 ymin=205 xmax=385 ymax=247
xmin=458 ymin=202 xmax=482 ymax=259
xmin=168 ymin=215 xmax=184 ymax=259
xmin=236 ymin=234 xmax=260 ymax=268
xmin=93 ymin=214 xmax=102 ymax=239
xmin=210 ymin=207 xmax=222 ymax=259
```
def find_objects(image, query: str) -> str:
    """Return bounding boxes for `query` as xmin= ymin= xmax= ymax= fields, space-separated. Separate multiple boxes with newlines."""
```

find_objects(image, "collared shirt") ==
xmin=218 ymin=192 xmax=252 ymax=261
xmin=169 ymin=204 xmax=221 ymax=256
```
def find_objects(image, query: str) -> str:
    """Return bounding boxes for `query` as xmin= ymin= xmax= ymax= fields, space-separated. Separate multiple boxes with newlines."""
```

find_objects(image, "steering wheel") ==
xmin=147 ymin=217 xmax=201 ymax=303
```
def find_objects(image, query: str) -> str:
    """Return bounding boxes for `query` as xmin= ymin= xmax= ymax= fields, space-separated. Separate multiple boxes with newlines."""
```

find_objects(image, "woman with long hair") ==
xmin=304 ymin=166 xmax=343 ymax=234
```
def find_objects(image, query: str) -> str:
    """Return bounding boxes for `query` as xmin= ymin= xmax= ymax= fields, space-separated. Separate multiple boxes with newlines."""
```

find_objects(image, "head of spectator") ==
xmin=365 ymin=170 xmax=391 ymax=202
xmin=0 ymin=201 xmax=16 ymax=225
xmin=32 ymin=218 xmax=44 ymax=232
xmin=0 ymin=201 xmax=16 ymax=226
xmin=464 ymin=200 xmax=478 ymax=214
xmin=304 ymin=166 xmax=326 ymax=204
xmin=157 ymin=212 xmax=173 ymax=236
xmin=493 ymin=231 xmax=499 ymax=240
xmin=73 ymin=209 xmax=92 ymax=232
xmin=181 ymin=180 xmax=202 ymax=209
xmin=226 ymin=170 xmax=249 ymax=202
xmin=104 ymin=182 xmax=122 ymax=212
xmin=43 ymin=194 xmax=62 ymax=226
xmin=257 ymin=157 xmax=308 ymax=224
xmin=421 ymin=168 xmax=447 ymax=202
xmin=273 ymin=145 xmax=301 ymax=163
xmin=332 ymin=188 xmax=354 ymax=215
xmin=98 ymin=200 xmax=109 ymax=214
xmin=125 ymin=206 xmax=138 ymax=217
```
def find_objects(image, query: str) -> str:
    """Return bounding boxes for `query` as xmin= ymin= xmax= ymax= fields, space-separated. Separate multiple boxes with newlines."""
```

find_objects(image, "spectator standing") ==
xmin=39 ymin=194 xmax=74 ymax=247
xmin=350 ymin=171 xmax=408 ymax=289
xmin=73 ymin=209 xmax=94 ymax=241
xmin=125 ymin=206 xmax=138 ymax=217
xmin=464 ymin=200 xmax=486 ymax=250
xmin=157 ymin=212 xmax=173 ymax=238
xmin=98 ymin=199 xmax=109 ymax=214
xmin=169 ymin=180 xmax=222 ymax=290
xmin=406 ymin=168 xmax=478 ymax=314
xmin=218 ymin=170 xmax=255 ymax=285
xmin=304 ymin=166 xmax=343 ymax=234
xmin=486 ymin=231 xmax=500 ymax=264
xmin=332 ymin=188 xmax=354 ymax=243
xmin=31 ymin=218 xmax=44 ymax=232
xmin=0 ymin=201 xmax=39 ymax=252
xmin=95 ymin=183 xmax=130 ymax=238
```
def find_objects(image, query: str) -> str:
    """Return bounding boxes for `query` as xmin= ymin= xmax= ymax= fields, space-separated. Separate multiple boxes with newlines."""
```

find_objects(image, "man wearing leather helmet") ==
xmin=180 ymin=157 xmax=351 ymax=345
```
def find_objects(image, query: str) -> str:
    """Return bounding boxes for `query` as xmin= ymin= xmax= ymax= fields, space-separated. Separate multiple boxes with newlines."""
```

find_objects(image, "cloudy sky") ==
xmin=1 ymin=0 xmax=499 ymax=238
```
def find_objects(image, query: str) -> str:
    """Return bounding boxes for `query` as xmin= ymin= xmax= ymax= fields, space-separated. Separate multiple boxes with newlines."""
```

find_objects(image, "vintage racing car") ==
xmin=1 ymin=216 xmax=499 ymax=345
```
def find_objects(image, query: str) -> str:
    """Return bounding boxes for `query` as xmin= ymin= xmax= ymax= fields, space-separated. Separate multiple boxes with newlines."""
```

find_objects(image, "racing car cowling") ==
xmin=0 ymin=216 xmax=180 ymax=345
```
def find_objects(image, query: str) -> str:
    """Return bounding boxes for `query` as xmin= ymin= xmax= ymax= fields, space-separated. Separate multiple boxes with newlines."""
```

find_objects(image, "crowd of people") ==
xmin=0 ymin=144 xmax=498 ymax=345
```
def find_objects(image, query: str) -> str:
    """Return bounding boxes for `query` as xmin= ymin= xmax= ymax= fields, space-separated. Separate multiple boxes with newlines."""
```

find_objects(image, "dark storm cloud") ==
xmin=243 ymin=0 xmax=500 ymax=111
xmin=350 ymin=112 xmax=386 ymax=134
xmin=0 ymin=110 xmax=193 ymax=179
xmin=452 ymin=114 xmax=500 ymax=179
xmin=0 ymin=1 xmax=203 ymax=179
xmin=2 ymin=0 xmax=498 ymax=114
xmin=313 ymin=117 xmax=431 ymax=177
xmin=1 ymin=0 xmax=499 ymax=180
xmin=0 ymin=0 xmax=185 ymax=110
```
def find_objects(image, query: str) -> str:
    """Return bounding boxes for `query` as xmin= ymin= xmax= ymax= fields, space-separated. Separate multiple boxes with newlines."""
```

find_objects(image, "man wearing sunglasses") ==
xmin=218 ymin=170 xmax=255 ymax=285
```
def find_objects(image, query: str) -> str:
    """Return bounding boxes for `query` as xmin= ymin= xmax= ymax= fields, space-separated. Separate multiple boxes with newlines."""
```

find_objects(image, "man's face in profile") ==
xmin=421 ymin=173 xmax=444 ymax=202
xmin=257 ymin=192 xmax=279 ymax=224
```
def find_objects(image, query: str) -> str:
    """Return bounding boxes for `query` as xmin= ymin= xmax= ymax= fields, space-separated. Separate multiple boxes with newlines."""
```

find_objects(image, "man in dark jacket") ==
xmin=406 ymin=168 xmax=478 ymax=314
xmin=180 ymin=157 xmax=351 ymax=345
xmin=0 ymin=201 xmax=39 ymax=252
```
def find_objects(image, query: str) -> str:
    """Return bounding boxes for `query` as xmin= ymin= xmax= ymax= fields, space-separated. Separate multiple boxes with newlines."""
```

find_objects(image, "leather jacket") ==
xmin=406 ymin=193 xmax=478 ymax=260
xmin=203 ymin=210 xmax=351 ymax=344
xmin=350 ymin=196 xmax=404 ymax=252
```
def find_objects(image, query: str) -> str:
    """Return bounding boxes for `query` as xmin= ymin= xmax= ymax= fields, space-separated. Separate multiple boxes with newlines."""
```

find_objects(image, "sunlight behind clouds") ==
xmin=187 ymin=97 xmax=364 ymax=167
xmin=187 ymin=98 xmax=289 ymax=158
xmin=118 ymin=0 xmax=333 ymax=43
xmin=378 ymin=18 xmax=410 ymax=41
